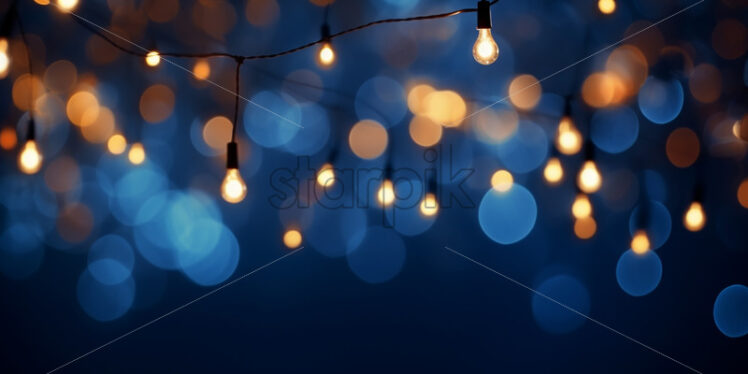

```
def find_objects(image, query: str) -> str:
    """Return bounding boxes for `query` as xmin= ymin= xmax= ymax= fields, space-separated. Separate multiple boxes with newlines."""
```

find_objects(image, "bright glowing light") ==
xmin=316 ymin=163 xmax=335 ymax=187
xmin=556 ymin=116 xmax=582 ymax=155
xmin=107 ymin=134 xmax=127 ymax=155
xmin=317 ymin=42 xmax=335 ymax=67
xmin=419 ymin=193 xmax=439 ymax=217
xmin=127 ymin=143 xmax=146 ymax=165
xmin=473 ymin=28 xmax=499 ymax=65
xmin=145 ymin=51 xmax=161 ymax=67
xmin=631 ymin=230 xmax=651 ymax=255
xmin=572 ymin=194 xmax=592 ymax=219
xmin=577 ymin=160 xmax=602 ymax=194
xmin=684 ymin=201 xmax=706 ymax=232
xmin=491 ymin=170 xmax=513 ymax=192
xmin=377 ymin=179 xmax=395 ymax=207
xmin=221 ymin=168 xmax=247 ymax=204
xmin=0 ymin=38 xmax=9 ymax=77
xmin=574 ymin=216 xmax=597 ymax=239
xmin=543 ymin=157 xmax=564 ymax=185
xmin=192 ymin=59 xmax=210 ymax=80
xmin=283 ymin=229 xmax=302 ymax=249
xmin=598 ymin=0 xmax=616 ymax=14
xmin=18 ymin=140 xmax=42 ymax=174
xmin=57 ymin=0 xmax=78 ymax=11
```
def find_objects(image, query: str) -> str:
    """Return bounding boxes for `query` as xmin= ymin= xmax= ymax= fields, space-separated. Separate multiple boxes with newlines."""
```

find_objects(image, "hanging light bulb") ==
xmin=0 ymin=37 xmax=10 ymax=78
xmin=555 ymin=116 xmax=582 ymax=155
xmin=377 ymin=179 xmax=395 ymax=207
xmin=577 ymin=160 xmax=602 ymax=194
xmin=128 ymin=142 xmax=146 ymax=165
xmin=283 ymin=229 xmax=303 ymax=249
xmin=316 ymin=163 xmax=335 ymax=188
xmin=571 ymin=193 xmax=592 ymax=219
xmin=491 ymin=169 xmax=513 ymax=192
xmin=543 ymin=157 xmax=564 ymax=185
xmin=419 ymin=192 xmax=439 ymax=217
xmin=18 ymin=120 xmax=42 ymax=174
xmin=107 ymin=134 xmax=127 ymax=155
xmin=57 ymin=0 xmax=79 ymax=12
xmin=221 ymin=142 xmax=247 ymax=204
xmin=630 ymin=229 xmax=651 ymax=255
xmin=598 ymin=0 xmax=616 ymax=14
xmin=316 ymin=24 xmax=335 ymax=68
xmin=472 ymin=0 xmax=499 ymax=65
xmin=683 ymin=201 xmax=706 ymax=232
xmin=145 ymin=51 xmax=161 ymax=67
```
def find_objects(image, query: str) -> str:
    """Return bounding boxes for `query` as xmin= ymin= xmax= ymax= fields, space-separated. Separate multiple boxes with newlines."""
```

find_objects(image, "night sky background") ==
xmin=1 ymin=0 xmax=748 ymax=372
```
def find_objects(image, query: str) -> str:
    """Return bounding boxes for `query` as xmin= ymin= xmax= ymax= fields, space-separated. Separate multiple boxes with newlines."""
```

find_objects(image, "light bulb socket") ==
xmin=584 ymin=140 xmax=595 ymax=161
xmin=327 ymin=146 xmax=338 ymax=163
xmin=427 ymin=174 xmax=437 ymax=194
xmin=226 ymin=142 xmax=239 ymax=169
xmin=1 ymin=2 xmax=17 ymax=38
xmin=563 ymin=96 xmax=573 ymax=116
xmin=476 ymin=0 xmax=492 ymax=29
xmin=693 ymin=184 xmax=703 ymax=203
xmin=26 ymin=119 xmax=35 ymax=141
xmin=320 ymin=24 xmax=331 ymax=40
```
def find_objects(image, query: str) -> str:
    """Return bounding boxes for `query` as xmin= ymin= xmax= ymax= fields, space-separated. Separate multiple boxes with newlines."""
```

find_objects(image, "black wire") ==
xmin=232 ymin=58 xmax=243 ymax=143
xmin=15 ymin=6 xmax=33 ymax=122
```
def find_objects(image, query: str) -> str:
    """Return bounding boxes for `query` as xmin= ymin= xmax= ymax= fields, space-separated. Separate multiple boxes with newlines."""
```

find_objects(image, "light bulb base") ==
xmin=476 ymin=0 xmax=492 ymax=29
xmin=226 ymin=142 xmax=239 ymax=169
xmin=321 ymin=24 xmax=331 ymax=39
xmin=26 ymin=118 xmax=35 ymax=141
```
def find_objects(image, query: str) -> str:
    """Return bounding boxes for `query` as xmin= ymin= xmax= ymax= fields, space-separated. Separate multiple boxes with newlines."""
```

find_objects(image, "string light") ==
xmin=106 ymin=134 xmax=127 ymax=155
xmin=577 ymin=160 xmax=602 ymax=194
xmin=473 ymin=0 xmax=499 ymax=65
xmin=0 ymin=37 xmax=9 ymax=77
xmin=18 ymin=120 xmax=42 ymax=174
xmin=598 ymin=0 xmax=616 ymax=15
xmin=420 ymin=192 xmax=439 ymax=217
xmin=316 ymin=163 xmax=335 ymax=188
xmin=571 ymin=193 xmax=592 ymax=219
xmin=491 ymin=169 xmax=513 ymax=192
xmin=221 ymin=142 xmax=247 ymax=204
xmin=377 ymin=179 xmax=395 ymax=207
xmin=56 ymin=0 xmax=79 ymax=12
xmin=543 ymin=157 xmax=564 ymax=185
xmin=316 ymin=24 xmax=335 ymax=68
xmin=684 ymin=201 xmax=706 ymax=232
xmin=283 ymin=229 xmax=303 ymax=249
xmin=630 ymin=230 xmax=651 ymax=255
xmin=555 ymin=116 xmax=582 ymax=155
xmin=127 ymin=142 xmax=146 ymax=165
xmin=145 ymin=51 xmax=161 ymax=67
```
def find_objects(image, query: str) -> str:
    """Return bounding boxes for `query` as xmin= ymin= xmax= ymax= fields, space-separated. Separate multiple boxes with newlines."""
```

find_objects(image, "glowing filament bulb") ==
xmin=18 ymin=140 xmax=42 ymax=174
xmin=684 ymin=201 xmax=706 ymax=232
xmin=572 ymin=194 xmax=592 ymax=219
xmin=316 ymin=163 xmax=335 ymax=187
xmin=57 ymin=0 xmax=78 ymax=12
xmin=598 ymin=0 xmax=616 ymax=14
xmin=420 ymin=193 xmax=439 ymax=217
xmin=145 ymin=51 xmax=161 ymax=67
xmin=107 ymin=134 xmax=127 ymax=155
xmin=577 ymin=160 xmax=602 ymax=194
xmin=317 ymin=42 xmax=335 ymax=67
xmin=473 ymin=28 xmax=499 ymax=65
xmin=556 ymin=116 xmax=582 ymax=155
xmin=0 ymin=38 xmax=9 ymax=77
xmin=283 ymin=229 xmax=302 ymax=249
xmin=491 ymin=169 xmax=513 ymax=192
xmin=377 ymin=179 xmax=395 ymax=207
xmin=630 ymin=230 xmax=651 ymax=255
xmin=543 ymin=157 xmax=564 ymax=185
xmin=128 ymin=143 xmax=146 ymax=165
xmin=221 ymin=168 xmax=247 ymax=203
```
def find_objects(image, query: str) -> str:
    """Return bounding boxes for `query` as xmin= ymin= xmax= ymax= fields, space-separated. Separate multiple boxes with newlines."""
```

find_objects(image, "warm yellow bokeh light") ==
xmin=683 ymin=201 xmax=706 ymax=232
xmin=0 ymin=127 xmax=17 ymax=150
xmin=556 ymin=116 xmax=583 ymax=155
xmin=18 ymin=140 xmax=43 ymax=174
xmin=81 ymin=106 xmax=116 ymax=143
xmin=317 ymin=42 xmax=335 ymax=67
xmin=44 ymin=156 xmax=80 ymax=193
xmin=145 ymin=51 xmax=161 ymax=67
xmin=349 ymin=120 xmax=388 ymax=160
xmin=508 ymin=74 xmax=541 ymax=111
xmin=739 ymin=179 xmax=748 ymax=209
xmin=139 ymin=84 xmax=175 ymax=123
xmin=419 ymin=193 xmax=439 ymax=217
xmin=407 ymin=84 xmax=435 ymax=115
xmin=666 ymin=128 xmax=700 ymax=168
xmin=491 ymin=170 xmax=513 ymax=192
xmin=543 ymin=157 xmax=564 ymax=185
xmin=574 ymin=217 xmax=597 ymax=239
xmin=128 ymin=143 xmax=146 ymax=165
xmin=283 ymin=229 xmax=303 ymax=249
xmin=57 ymin=0 xmax=78 ymax=11
xmin=202 ymin=116 xmax=233 ymax=151
xmin=578 ymin=160 xmax=602 ymax=194
xmin=377 ymin=179 xmax=395 ymax=207
xmin=409 ymin=116 xmax=443 ymax=147
xmin=423 ymin=90 xmax=467 ymax=128
xmin=0 ymin=38 xmax=9 ymax=77
xmin=572 ymin=194 xmax=592 ymax=219
xmin=598 ymin=0 xmax=616 ymax=14
xmin=66 ymin=91 xmax=100 ymax=127
xmin=221 ymin=168 xmax=247 ymax=203
xmin=473 ymin=29 xmax=499 ymax=65
xmin=316 ymin=163 xmax=335 ymax=188
xmin=34 ymin=0 xmax=51 ymax=5
xmin=193 ymin=59 xmax=211 ymax=80
xmin=107 ymin=134 xmax=127 ymax=155
xmin=631 ymin=230 xmax=651 ymax=255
